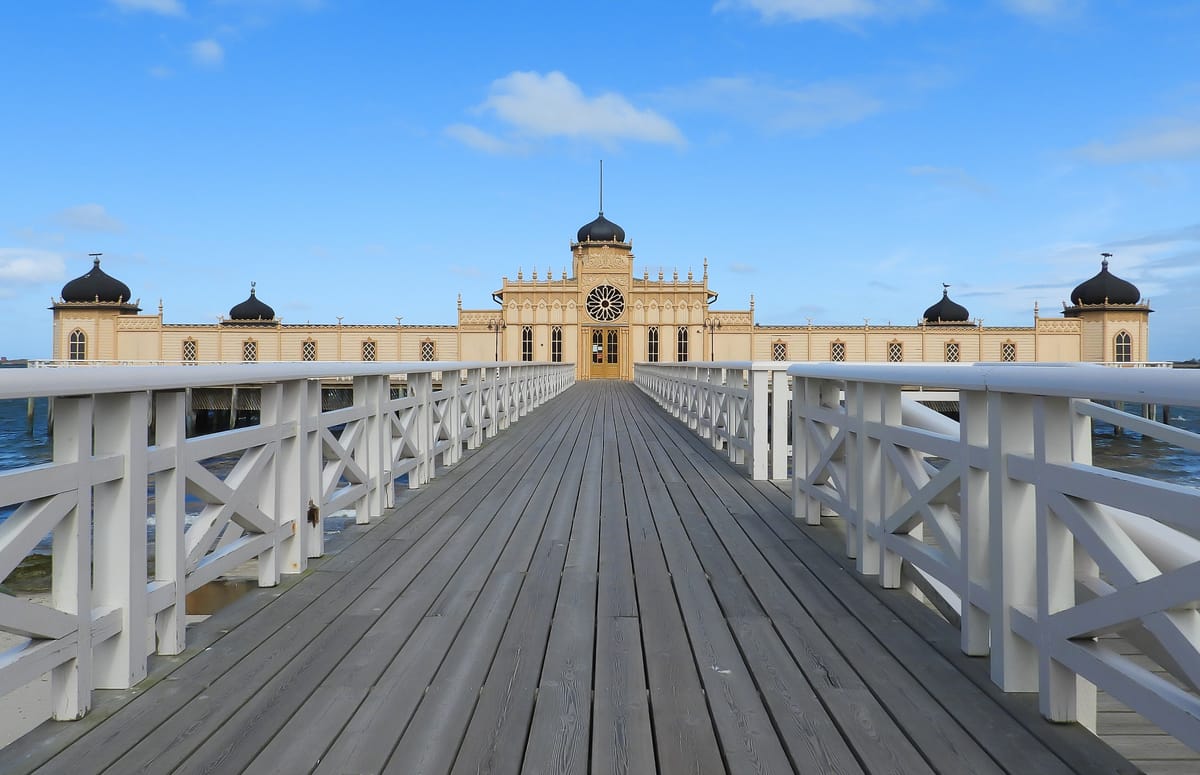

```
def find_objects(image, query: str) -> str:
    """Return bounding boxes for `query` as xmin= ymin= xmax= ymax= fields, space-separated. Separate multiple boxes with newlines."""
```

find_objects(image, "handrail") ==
xmin=788 ymin=362 xmax=1200 ymax=748
xmin=0 ymin=361 xmax=574 ymax=723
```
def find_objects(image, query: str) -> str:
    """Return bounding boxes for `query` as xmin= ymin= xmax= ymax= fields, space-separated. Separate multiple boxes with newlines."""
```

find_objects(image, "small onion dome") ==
xmin=1070 ymin=256 xmax=1140 ymax=305
xmin=576 ymin=212 xmax=626 ymax=243
xmin=61 ymin=256 xmax=133 ymax=304
xmin=229 ymin=282 xmax=275 ymax=321
xmin=923 ymin=286 xmax=970 ymax=323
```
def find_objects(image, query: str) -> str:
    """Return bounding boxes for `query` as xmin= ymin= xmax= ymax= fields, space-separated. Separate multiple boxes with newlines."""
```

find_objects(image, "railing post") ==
xmin=960 ymin=388 xmax=990 ymax=657
xmin=51 ymin=396 xmax=93 ymax=720
xmin=256 ymin=382 xmax=283 ymax=586
xmin=92 ymin=391 xmax=149 ymax=689
xmin=989 ymin=391 xmax=1038 ymax=692
xmin=878 ymin=384 xmax=905 ymax=588
xmin=770 ymin=370 xmax=789 ymax=480
xmin=1036 ymin=396 xmax=1097 ymax=729
xmin=444 ymin=371 xmax=462 ymax=466
xmin=466 ymin=367 xmax=483 ymax=450
xmin=410 ymin=371 xmax=434 ymax=486
xmin=750 ymin=368 xmax=769 ymax=477
xmin=153 ymin=390 xmax=187 ymax=655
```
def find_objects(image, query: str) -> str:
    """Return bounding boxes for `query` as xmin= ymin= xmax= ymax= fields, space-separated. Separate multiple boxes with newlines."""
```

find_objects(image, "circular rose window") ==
xmin=586 ymin=285 xmax=625 ymax=322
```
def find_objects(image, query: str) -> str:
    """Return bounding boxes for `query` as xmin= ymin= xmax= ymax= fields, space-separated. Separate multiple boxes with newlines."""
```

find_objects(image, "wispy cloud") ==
xmin=55 ymin=204 xmax=125 ymax=233
xmin=191 ymin=38 xmax=225 ymax=68
xmin=657 ymin=77 xmax=881 ymax=134
xmin=1075 ymin=119 xmax=1200 ymax=164
xmin=1000 ymin=0 xmax=1084 ymax=21
xmin=448 ymin=71 xmax=684 ymax=153
xmin=0 ymin=249 xmax=66 ymax=284
xmin=713 ymin=0 xmax=934 ymax=23
xmin=450 ymin=265 xmax=482 ymax=277
xmin=111 ymin=0 xmax=186 ymax=16
xmin=728 ymin=261 xmax=757 ymax=274
xmin=149 ymin=65 xmax=173 ymax=79
xmin=907 ymin=165 xmax=991 ymax=194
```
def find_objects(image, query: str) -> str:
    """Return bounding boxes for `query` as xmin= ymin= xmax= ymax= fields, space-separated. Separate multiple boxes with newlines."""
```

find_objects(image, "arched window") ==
xmin=68 ymin=329 xmax=87 ymax=361
xmin=550 ymin=326 xmax=562 ymax=363
xmin=361 ymin=340 xmax=377 ymax=361
xmin=677 ymin=326 xmax=689 ymax=362
xmin=647 ymin=326 xmax=659 ymax=362
xmin=944 ymin=341 xmax=960 ymax=362
xmin=607 ymin=329 xmax=618 ymax=364
xmin=1114 ymin=331 xmax=1132 ymax=363
xmin=521 ymin=326 xmax=533 ymax=362
xmin=243 ymin=339 xmax=257 ymax=362
xmin=182 ymin=338 xmax=197 ymax=363
xmin=830 ymin=340 xmax=846 ymax=362
xmin=302 ymin=339 xmax=317 ymax=361
xmin=1002 ymin=341 xmax=1017 ymax=362
xmin=887 ymin=340 xmax=903 ymax=362
xmin=420 ymin=339 xmax=436 ymax=361
xmin=772 ymin=340 xmax=788 ymax=361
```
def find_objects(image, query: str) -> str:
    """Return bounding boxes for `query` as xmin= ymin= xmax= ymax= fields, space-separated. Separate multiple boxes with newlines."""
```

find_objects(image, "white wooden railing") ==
xmin=789 ymin=363 xmax=1200 ymax=747
xmin=0 ymin=361 xmax=573 ymax=721
xmin=635 ymin=362 xmax=793 ymax=480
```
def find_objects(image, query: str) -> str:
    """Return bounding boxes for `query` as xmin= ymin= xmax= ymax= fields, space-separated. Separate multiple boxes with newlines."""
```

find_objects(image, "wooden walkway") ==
xmin=2 ymin=382 xmax=1146 ymax=774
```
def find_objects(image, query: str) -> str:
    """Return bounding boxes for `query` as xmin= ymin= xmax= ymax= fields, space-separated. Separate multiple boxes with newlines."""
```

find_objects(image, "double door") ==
xmin=588 ymin=327 xmax=621 ymax=379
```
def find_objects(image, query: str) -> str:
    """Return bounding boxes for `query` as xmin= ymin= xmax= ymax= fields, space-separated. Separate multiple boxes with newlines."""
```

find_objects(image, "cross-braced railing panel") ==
xmin=786 ymin=363 xmax=1200 ymax=751
xmin=0 ymin=361 xmax=574 ymax=722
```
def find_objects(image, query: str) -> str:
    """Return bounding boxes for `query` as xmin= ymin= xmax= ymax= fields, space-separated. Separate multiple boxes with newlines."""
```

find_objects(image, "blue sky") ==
xmin=2 ymin=0 xmax=1198 ymax=359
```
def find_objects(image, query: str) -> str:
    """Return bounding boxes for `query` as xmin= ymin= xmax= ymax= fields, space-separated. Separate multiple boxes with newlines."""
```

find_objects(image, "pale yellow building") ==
xmin=51 ymin=216 xmax=1152 ymax=378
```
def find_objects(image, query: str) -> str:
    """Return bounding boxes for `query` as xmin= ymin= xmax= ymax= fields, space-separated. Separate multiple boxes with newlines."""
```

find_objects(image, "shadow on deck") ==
xmin=1 ymin=382 xmax=1147 ymax=774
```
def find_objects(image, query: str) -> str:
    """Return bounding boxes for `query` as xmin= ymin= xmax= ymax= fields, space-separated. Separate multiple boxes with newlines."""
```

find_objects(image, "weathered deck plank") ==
xmin=2 ymin=381 xmax=1155 ymax=775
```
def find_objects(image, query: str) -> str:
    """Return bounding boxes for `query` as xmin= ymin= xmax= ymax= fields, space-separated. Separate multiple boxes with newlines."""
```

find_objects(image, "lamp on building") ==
xmin=487 ymin=318 xmax=507 ymax=361
xmin=704 ymin=317 xmax=722 ymax=361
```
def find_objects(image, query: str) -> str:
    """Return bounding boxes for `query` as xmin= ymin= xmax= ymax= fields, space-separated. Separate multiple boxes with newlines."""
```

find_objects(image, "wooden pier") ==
xmin=0 ymin=382 xmax=1171 ymax=773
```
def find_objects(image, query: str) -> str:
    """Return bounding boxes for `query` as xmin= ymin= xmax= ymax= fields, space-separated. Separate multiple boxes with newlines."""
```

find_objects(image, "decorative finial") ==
xmin=250 ymin=281 xmax=256 ymax=296
xmin=89 ymin=252 xmax=102 ymax=267
xmin=687 ymin=268 xmax=693 ymax=282
xmin=599 ymin=159 xmax=604 ymax=215
xmin=1101 ymin=251 xmax=1112 ymax=270
xmin=158 ymin=298 xmax=163 ymax=314
xmin=750 ymin=293 xmax=755 ymax=310
xmin=703 ymin=256 xmax=708 ymax=280
xmin=457 ymin=293 xmax=462 ymax=310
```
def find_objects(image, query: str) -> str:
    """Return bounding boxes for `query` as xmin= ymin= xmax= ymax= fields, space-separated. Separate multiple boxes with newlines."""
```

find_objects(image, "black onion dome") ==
xmin=923 ymin=287 xmax=970 ymax=323
xmin=229 ymin=283 xmax=275 ymax=320
xmin=1070 ymin=257 xmax=1140 ymax=305
xmin=61 ymin=257 xmax=133 ymax=303
xmin=576 ymin=212 xmax=626 ymax=243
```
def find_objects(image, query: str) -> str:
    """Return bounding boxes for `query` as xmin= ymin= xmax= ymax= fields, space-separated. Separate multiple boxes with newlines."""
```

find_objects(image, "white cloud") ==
xmin=191 ymin=39 xmax=225 ymax=68
xmin=658 ymin=77 xmax=881 ymax=133
xmin=55 ymin=204 xmax=125 ymax=233
xmin=1075 ymin=120 xmax=1200 ymax=164
xmin=449 ymin=71 xmax=684 ymax=152
xmin=714 ymin=0 xmax=933 ymax=23
xmin=111 ymin=0 xmax=186 ymax=16
xmin=0 ymin=249 xmax=66 ymax=284
xmin=907 ymin=165 xmax=991 ymax=194
xmin=728 ymin=262 xmax=757 ymax=273
xmin=149 ymin=65 xmax=173 ymax=79
xmin=445 ymin=124 xmax=523 ymax=155
xmin=1000 ymin=0 xmax=1084 ymax=20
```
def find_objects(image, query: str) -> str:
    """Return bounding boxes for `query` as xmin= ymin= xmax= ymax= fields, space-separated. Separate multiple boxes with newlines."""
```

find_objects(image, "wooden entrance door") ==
xmin=589 ymin=327 xmax=620 ymax=379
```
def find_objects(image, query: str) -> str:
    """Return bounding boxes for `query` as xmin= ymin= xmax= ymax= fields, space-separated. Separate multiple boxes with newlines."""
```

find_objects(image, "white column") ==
xmin=770 ymin=370 xmax=789 ymax=481
xmin=92 ymin=391 xmax=149 ymax=689
xmin=256 ymin=382 xmax=282 ymax=587
xmin=960 ymin=389 xmax=990 ymax=656
xmin=153 ymin=390 xmax=187 ymax=655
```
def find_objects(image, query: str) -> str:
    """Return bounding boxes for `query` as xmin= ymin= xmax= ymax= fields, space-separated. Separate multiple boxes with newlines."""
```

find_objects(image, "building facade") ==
xmin=52 ymin=214 xmax=1152 ymax=379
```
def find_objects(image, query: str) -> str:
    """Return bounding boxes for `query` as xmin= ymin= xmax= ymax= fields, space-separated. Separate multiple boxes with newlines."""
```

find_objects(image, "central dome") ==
xmin=577 ymin=212 xmax=625 ymax=243
xmin=61 ymin=257 xmax=133 ymax=304
xmin=229 ymin=283 xmax=276 ymax=321
xmin=923 ymin=287 xmax=970 ymax=324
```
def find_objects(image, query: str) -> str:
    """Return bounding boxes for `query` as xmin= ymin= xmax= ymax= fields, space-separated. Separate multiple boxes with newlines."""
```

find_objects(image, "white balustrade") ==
xmin=789 ymin=362 xmax=1200 ymax=747
xmin=635 ymin=362 xmax=793 ymax=480
xmin=0 ymin=361 xmax=573 ymax=720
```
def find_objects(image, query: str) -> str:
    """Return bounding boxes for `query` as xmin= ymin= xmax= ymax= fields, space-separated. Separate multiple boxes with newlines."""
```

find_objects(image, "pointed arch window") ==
xmin=1114 ymin=331 xmax=1132 ymax=363
xmin=830 ymin=340 xmax=846 ymax=362
xmin=1002 ymin=341 xmax=1017 ymax=362
xmin=182 ymin=338 xmax=198 ymax=363
xmin=887 ymin=340 xmax=904 ymax=362
xmin=521 ymin=326 xmax=533 ymax=362
xmin=550 ymin=326 xmax=563 ymax=363
xmin=302 ymin=339 xmax=317 ymax=361
xmin=677 ymin=326 xmax=689 ymax=362
xmin=420 ymin=339 xmax=436 ymax=361
xmin=944 ymin=341 xmax=960 ymax=363
xmin=68 ymin=329 xmax=87 ymax=361
xmin=647 ymin=326 xmax=659 ymax=362
xmin=361 ymin=340 xmax=377 ymax=361
xmin=772 ymin=340 xmax=788 ymax=361
xmin=243 ymin=339 xmax=258 ymax=362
